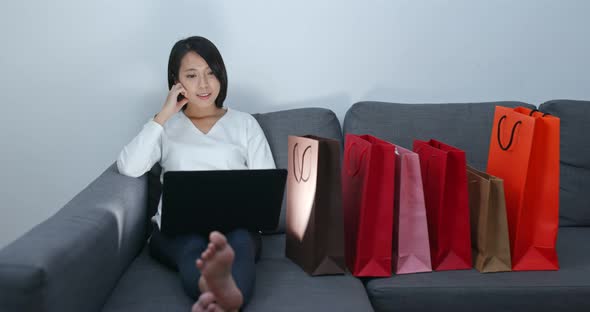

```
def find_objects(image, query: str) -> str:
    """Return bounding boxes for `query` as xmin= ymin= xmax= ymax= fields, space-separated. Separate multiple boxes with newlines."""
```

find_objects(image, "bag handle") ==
xmin=292 ymin=143 xmax=312 ymax=183
xmin=345 ymin=142 xmax=368 ymax=177
xmin=528 ymin=108 xmax=551 ymax=117
xmin=497 ymin=115 xmax=522 ymax=151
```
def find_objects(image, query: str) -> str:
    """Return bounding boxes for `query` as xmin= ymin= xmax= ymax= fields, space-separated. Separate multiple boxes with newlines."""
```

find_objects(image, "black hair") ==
xmin=167 ymin=36 xmax=227 ymax=108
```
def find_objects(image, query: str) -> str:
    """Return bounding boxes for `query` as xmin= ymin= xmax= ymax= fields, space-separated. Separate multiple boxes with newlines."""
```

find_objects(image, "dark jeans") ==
xmin=148 ymin=225 xmax=261 ymax=306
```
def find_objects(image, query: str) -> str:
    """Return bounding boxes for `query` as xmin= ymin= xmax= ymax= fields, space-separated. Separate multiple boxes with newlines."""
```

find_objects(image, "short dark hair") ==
xmin=167 ymin=36 xmax=228 ymax=108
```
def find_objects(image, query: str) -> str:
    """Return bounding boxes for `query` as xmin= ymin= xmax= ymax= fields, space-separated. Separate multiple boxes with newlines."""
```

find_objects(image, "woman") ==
xmin=117 ymin=36 xmax=275 ymax=312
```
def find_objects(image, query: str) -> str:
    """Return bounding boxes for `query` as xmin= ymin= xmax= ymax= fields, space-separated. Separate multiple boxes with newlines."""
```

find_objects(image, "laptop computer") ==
xmin=160 ymin=169 xmax=287 ymax=237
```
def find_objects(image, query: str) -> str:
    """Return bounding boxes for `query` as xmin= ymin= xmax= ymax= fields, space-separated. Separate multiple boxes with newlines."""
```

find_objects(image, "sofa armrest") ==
xmin=0 ymin=163 xmax=148 ymax=312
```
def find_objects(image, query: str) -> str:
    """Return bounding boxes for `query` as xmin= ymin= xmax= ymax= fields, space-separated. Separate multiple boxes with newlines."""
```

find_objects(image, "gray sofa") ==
xmin=1 ymin=100 xmax=588 ymax=312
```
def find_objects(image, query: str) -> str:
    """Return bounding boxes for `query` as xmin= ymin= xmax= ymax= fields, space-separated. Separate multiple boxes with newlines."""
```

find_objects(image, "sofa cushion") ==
xmin=260 ymin=233 xmax=286 ymax=259
xmin=253 ymin=108 xmax=343 ymax=233
xmin=253 ymin=235 xmax=372 ymax=311
xmin=365 ymin=227 xmax=590 ymax=312
xmin=101 ymin=248 xmax=193 ymax=312
xmin=245 ymin=258 xmax=373 ymax=312
xmin=343 ymin=101 xmax=534 ymax=171
xmin=102 ymin=245 xmax=373 ymax=312
xmin=539 ymin=100 xmax=590 ymax=226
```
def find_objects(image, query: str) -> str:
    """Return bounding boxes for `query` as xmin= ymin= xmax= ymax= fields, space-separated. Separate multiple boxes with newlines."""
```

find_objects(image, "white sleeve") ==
xmin=116 ymin=118 xmax=163 ymax=178
xmin=246 ymin=116 xmax=276 ymax=169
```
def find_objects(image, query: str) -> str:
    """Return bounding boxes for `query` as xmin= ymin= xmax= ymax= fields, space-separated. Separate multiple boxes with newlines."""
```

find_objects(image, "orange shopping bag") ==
xmin=487 ymin=106 xmax=560 ymax=271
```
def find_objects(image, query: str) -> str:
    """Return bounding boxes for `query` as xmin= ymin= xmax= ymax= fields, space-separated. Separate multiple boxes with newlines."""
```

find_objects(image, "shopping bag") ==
xmin=413 ymin=139 xmax=472 ymax=271
xmin=467 ymin=165 xmax=512 ymax=273
xmin=487 ymin=106 xmax=560 ymax=271
xmin=393 ymin=145 xmax=432 ymax=274
xmin=342 ymin=134 xmax=395 ymax=277
xmin=286 ymin=135 xmax=347 ymax=275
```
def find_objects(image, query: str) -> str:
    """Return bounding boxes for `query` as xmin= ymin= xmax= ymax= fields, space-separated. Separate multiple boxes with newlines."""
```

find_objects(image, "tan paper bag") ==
xmin=468 ymin=165 xmax=512 ymax=273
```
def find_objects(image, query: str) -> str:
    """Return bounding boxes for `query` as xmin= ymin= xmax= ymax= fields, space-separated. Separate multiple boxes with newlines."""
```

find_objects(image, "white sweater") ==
xmin=116 ymin=108 xmax=276 ymax=228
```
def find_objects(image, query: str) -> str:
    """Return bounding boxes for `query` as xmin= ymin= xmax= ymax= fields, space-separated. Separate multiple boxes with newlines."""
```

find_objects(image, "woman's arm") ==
xmin=116 ymin=118 xmax=163 ymax=177
xmin=117 ymin=83 xmax=188 ymax=177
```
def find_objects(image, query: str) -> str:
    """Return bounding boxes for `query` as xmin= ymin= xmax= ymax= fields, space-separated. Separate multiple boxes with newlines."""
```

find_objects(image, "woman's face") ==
xmin=177 ymin=51 xmax=220 ymax=108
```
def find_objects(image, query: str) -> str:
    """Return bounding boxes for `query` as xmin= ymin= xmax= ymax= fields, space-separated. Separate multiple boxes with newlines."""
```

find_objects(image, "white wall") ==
xmin=1 ymin=0 xmax=589 ymax=249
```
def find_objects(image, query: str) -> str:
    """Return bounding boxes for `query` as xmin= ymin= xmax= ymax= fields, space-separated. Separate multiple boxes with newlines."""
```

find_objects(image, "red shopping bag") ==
xmin=487 ymin=106 xmax=559 ymax=271
xmin=342 ymin=134 xmax=395 ymax=277
xmin=393 ymin=145 xmax=432 ymax=274
xmin=413 ymin=139 xmax=472 ymax=271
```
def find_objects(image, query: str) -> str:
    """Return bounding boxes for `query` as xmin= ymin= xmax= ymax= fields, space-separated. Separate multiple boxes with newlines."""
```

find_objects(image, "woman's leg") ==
xmin=224 ymin=228 xmax=260 ymax=306
xmin=149 ymin=225 xmax=209 ymax=300
xmin=174 ymin=234 xmax=210 ymax=299
xmin=149 ymin=225 xmax=261 ymax=304
xmin=148 ymin=224 xmax=179 ymax=270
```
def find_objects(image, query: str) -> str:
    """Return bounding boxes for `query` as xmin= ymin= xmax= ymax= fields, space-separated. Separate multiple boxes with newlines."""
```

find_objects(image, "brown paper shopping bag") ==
xmin=467 ymin=165 xmax=512 ymax=273
xmin=286 ymin=135 xmax=346 ymax=275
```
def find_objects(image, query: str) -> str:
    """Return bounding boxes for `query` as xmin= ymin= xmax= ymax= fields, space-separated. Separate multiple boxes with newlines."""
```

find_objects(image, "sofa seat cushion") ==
xmin=255 ymin=234 xmax=373 ymax=310
xmin=245 ymin=258 xmax=373 ymax=312
xmin=103 ymin=237 xmax=373 ymax=312
xmin=365 ymin=227 xmax=590 ymax=312
xmin=101 ymin=248 xmax=192 ymax=312
xmin=343 ymin=101 xmax=535 ymax=171
xmin=260 ymin=233 xmax=286 ymax=259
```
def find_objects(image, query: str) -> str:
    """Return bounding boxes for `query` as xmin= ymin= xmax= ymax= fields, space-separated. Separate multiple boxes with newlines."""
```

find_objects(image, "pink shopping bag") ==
xmin=393 ymin=145 xmax=432 ymax=274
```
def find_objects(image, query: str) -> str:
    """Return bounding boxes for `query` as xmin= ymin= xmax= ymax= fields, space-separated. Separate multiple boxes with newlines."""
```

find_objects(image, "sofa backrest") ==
xmin=342 ymin=101 xmax=534 ymax=171
xmin=539 ymin=100 xmax=590 ymax=226
xmin=254 ymin=107 xmax=343 ymax=233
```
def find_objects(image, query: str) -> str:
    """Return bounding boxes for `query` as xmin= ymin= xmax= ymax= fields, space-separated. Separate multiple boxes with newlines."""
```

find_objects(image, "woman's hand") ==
xmin=154 ymin=83 xmax=189 ymax=125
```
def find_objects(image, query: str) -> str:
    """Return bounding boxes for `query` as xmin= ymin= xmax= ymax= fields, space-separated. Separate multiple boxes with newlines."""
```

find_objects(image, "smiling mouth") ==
xmin=197 ymin=93 xmax=211 ymax=100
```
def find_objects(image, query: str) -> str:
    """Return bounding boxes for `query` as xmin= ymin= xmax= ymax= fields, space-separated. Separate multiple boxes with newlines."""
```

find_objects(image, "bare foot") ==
xmin=191 ymin=292 xmax=224 ymax=312
xmin=196 ymin=231 xmax=243 ymax=311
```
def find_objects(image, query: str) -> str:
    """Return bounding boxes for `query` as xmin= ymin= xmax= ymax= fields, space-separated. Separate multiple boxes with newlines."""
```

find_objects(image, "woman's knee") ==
xmin=226 ymin=228 xmax=262 ymax=263
xmin=226 ymin=229 xmax=256 ymax=250
xmin=175 ymin=234 xmax=208 ymax=259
